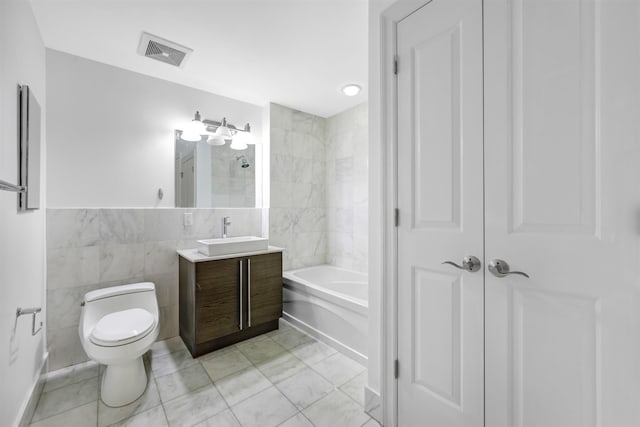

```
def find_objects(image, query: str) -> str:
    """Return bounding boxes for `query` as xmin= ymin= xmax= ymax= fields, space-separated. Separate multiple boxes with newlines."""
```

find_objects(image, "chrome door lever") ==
xmin=488 ymin=259 xmax=529 ymax=278
xmin=442 ymin=256 xmax=482 ymax=272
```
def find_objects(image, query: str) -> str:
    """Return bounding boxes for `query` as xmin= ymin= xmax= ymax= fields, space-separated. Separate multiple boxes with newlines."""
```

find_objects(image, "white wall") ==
xmin=368 ymin=0 xmax=397 ymax=399
xmin=46 ymin=49 xmax=264 ymax=208
xmin=0 ymin=0 xmax=47 ymax=426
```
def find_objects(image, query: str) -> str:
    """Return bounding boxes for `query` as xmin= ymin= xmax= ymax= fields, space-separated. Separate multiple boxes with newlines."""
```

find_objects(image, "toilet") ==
xmin=79 ymin=282 xmax=159 ymax=407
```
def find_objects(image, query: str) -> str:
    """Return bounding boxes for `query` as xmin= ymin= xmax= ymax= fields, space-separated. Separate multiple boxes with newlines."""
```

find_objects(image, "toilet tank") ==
xmin=82 ymin=282 xmax=159 ymax=329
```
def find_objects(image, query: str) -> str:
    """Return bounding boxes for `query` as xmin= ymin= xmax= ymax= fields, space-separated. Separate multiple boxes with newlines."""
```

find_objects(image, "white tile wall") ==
xmin=269 ymin=102 xmax=368 ymax=274
xmin=46 ymin=207 xmax=265 ymax=370
xmin=269 ymin=104 xmax=327 ymax=271
xmin=326 ymin=103 xmax=368 ymax=274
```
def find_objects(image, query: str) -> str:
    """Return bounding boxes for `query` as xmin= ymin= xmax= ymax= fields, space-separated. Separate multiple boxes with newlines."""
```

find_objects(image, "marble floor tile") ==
xmin=108 ymin=405 xmax=169 ymax=427
xmin=230 ymin=386 xmax=297 ymax=427
xmin=42 ymin=360 xmax=99 ymax=393
xmin=193 ymin=408 xmax=241 ymax=427
xmin=339 ymin=370 xmax=367 ymax=406
xmin=31 ymin=325 xmax=370 ymax=427
xmin=162 ymin=386 xmax=228 ymax=427
xmin=362 ymin=418 xmax=382 ymax=427
xmin=151 ymin=348 xmax=198 ymax=378
xmin=290 ymin=340 xmax=337 ymax=366
xmin=29 ymin=402 xmax=97 ymax=427
xmin=150 ymin=336 xmax=187 ymax=357
xmin=235 ymin=335 xmax=287 ymax=365
xmin=255 ymin=351 xmax=306 ymax=384
xmin=311 ymin=352 xmax=366 ymax=386
xmin=275 ymin=368 xmax=334 ymax=410
xmin=215 ymin=366 xmax=272 ymax=406
xmin=31 ymin=376 xmax=99 ymax=422
xmin=268 ymin=326 xmax=315 ymax=351
xmin=302 ymin=390 xmax=370 ymax=427
xmin=199 ymin=347 xmax=252 ymax=382
xmin=278 ymin=413 xmax=315 ymax=427
xmin=97 ymin=376 xmax=161 ymax=427
xmin=156 ymin=363 xmax=212 ymax=403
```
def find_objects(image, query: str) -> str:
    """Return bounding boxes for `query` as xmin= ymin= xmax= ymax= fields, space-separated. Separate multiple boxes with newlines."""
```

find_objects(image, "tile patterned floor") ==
xmin=29 ymin=321 xmax=379 ymax=427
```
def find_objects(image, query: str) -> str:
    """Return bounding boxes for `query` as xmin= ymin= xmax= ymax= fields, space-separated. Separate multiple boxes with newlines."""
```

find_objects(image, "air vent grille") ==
xmin=137 ymin=32 xmax=193 ymax=68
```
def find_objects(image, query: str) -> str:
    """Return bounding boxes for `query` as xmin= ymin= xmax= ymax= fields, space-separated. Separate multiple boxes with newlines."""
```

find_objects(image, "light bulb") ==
xmin=230 ymin=139 xmax=248 ymax=150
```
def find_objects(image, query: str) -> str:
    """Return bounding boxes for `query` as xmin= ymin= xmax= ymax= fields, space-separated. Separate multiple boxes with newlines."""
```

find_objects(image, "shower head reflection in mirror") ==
xmin=174 ymin=130 xmax=255 ymax=208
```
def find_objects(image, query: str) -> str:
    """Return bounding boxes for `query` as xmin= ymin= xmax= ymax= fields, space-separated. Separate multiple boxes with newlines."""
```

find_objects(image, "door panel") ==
xmin=397 ymin=0 xmax=484 ymax=425
xmin=508 ymin=0 xmax=597 ymax=234
xmin=248 ymin=252 xmax=282 ymax=326
xmin=484 ymin=0 xmax=640 ymax=426
xmin=195 ymin=258 xmax=241 ymax=343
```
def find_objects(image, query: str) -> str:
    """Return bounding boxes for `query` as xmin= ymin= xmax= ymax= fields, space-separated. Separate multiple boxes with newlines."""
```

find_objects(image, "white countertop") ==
xmin=177 ymin=246 xmax=284 ymax=263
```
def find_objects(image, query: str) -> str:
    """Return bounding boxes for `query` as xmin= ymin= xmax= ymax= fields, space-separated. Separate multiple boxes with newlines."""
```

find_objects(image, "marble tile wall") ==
xmin=326 ymin=103 xmax=368 ymax=274
xmin=269 ymin=103 xmax=327 ymax=271
xmin=46 ymin=208 xmax=264 ymax=370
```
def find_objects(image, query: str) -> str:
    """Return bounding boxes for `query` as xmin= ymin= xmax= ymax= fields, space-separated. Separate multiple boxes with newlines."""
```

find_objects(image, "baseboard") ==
xmin=282 ymin=313 xmax=368 ymax=366
xmin=16 ymin=351 xmax=48 ymax=427
xmin=365 ymin=386 xmax=383 ymax=424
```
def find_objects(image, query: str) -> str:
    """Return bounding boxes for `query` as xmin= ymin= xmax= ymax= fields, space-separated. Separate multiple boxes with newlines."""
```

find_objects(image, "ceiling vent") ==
xmin=137 ymin=32 xmax=193 ymax=68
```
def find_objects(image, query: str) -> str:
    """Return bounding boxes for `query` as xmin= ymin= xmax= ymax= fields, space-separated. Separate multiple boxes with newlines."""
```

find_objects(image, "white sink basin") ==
xmin=197 ymin=236 xmax=268 ymax=256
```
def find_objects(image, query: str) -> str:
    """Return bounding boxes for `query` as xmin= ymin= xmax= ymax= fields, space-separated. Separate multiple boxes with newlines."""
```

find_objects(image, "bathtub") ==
xmin=282 ymin=265 xmax=368 ymax=364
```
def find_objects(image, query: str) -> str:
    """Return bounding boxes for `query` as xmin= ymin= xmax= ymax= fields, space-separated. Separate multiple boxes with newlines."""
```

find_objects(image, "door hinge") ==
xmin=394 ymin=359 xmax=399 ymax=379
xmin=394 ymin=55 xmax=399 ymax=75
xmin=394 ymin=208 xmax=399 ymax=227
xmin=180 ymin=171 xmax=184 ymax=178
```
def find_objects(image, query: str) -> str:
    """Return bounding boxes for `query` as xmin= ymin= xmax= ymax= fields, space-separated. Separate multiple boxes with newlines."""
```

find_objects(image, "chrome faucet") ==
xmin=222 ymin=216 xmax=231 ymax=238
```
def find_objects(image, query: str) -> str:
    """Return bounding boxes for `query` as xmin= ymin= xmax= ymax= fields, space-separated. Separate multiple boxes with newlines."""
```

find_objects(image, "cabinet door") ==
xmin=247 ymin=252 xmax=282 ymax=327
xmin=195 ymin=257 xmax=242 ymax=343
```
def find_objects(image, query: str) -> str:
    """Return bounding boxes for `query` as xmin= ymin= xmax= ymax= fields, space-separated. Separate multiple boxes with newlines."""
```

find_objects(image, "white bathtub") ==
xmin=282 ymin=265 xmax=368 ymax=364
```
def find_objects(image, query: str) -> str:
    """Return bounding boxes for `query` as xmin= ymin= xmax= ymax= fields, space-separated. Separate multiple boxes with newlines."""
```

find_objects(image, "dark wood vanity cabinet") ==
xmin=179 ymin=251 xmax=283 ymax=357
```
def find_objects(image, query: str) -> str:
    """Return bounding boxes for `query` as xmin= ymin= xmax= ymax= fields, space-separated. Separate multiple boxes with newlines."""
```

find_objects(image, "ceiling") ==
xmin=29 ymin=0 xmax=368 ymax=118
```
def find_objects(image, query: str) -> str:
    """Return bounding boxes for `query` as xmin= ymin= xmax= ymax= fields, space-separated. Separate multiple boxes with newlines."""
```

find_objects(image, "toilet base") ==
xmin=100 ymin=357 xmax=147 ymax=407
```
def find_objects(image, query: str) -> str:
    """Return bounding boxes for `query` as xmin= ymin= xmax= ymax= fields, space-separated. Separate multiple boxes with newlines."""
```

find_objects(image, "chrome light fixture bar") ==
xmin=178 ymin=111 xmax=254 ymax=150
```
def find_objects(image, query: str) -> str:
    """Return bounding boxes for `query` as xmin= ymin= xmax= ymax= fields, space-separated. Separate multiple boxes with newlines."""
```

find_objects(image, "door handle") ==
xmin=247 ymin=258 xmax=252 ymax=328
xmin=239 ymin=259 xmax=243 ymax=330
xmin=488 ymin=259 xmax=530 ymax=278
xmin=442 ymin=256 xmax=482 ymax=272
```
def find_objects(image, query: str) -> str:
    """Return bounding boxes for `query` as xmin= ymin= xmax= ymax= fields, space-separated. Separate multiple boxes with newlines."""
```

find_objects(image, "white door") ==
xmin=484 ymin=0 xmax=640 ymax=426
xmin=396 ymin=0 xmax=484 ymax=425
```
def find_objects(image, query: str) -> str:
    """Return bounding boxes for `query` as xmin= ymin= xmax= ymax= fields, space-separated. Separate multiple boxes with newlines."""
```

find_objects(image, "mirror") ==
xmin=174 ymin=131 xmax=256 ymax=208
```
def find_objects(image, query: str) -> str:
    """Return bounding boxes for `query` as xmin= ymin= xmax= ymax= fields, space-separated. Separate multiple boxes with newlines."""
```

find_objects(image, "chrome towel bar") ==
xmin=0 ymin=179 xmax=26 ymax=193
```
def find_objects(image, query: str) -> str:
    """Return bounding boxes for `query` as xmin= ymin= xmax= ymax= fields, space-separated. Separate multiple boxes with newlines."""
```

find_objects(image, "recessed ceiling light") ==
xmin=342 ymin=84 xmax=361 ymax=97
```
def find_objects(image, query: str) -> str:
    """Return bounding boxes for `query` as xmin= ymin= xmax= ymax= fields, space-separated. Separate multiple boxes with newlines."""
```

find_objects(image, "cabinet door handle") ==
xmin=248 ymin=258 xmax=252 ymax=327
xmin=239 ymin=259 xmax=243 ymax=330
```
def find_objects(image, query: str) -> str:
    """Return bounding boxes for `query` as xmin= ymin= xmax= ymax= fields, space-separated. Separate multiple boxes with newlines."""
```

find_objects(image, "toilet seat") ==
xmin=90 ymin=308 xmax=155 ymax=347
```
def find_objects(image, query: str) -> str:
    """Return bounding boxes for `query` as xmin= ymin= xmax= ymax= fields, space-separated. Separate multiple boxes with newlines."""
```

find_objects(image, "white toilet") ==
xmin=79 ymin=282 xmax=159 ymax=407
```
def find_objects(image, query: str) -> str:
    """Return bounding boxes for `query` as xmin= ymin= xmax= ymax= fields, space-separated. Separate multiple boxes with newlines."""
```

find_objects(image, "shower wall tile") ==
xmin=326 ymin=103 xmax=368 ymax=274
xmin=46 ymin=207 xmax=265 ymax=370
xmin=270 ymin=103 xmax=327 ymax=271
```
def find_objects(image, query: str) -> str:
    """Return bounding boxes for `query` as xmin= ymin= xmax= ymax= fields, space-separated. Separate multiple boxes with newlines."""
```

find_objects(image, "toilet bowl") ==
xmin=79 ymin=282 xmax=159 ymax=407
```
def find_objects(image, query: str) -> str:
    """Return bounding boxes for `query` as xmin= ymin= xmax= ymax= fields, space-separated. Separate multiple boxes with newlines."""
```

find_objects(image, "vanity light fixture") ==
xmin=181 ymin=111 xmax=207 ymax=141
xmin=341 ymin=84 xmax=361 ymax=97
xmin=180 ymin=113 xmax=254 ymax=150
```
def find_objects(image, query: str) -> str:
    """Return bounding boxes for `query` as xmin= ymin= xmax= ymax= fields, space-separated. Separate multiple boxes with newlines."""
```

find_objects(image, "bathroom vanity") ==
xmin=177 ymin=247 xmax=283 ymax=357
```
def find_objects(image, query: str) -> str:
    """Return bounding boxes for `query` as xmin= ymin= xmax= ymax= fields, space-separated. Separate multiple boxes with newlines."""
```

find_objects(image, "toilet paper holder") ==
xmin=16 ymin=307 xmax=43 ymax=336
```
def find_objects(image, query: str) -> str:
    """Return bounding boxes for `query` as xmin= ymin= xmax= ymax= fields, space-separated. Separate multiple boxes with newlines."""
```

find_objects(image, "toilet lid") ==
xmin=90 ymin=308 xmax=155 ymax=347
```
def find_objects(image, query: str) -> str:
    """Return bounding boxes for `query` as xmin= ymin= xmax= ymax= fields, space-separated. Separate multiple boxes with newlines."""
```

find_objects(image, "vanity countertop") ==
xmin=177 ymin=246 xmax=284 ymax=263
